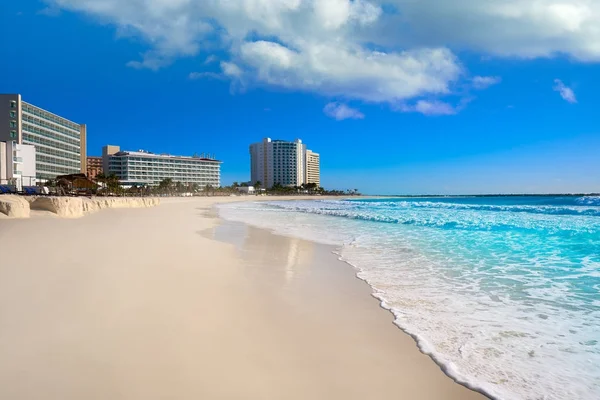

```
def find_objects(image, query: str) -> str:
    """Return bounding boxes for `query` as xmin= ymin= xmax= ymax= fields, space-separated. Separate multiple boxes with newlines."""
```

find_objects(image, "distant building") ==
xmin=87 ymin=156 xmax=103 ymax=180
xmin=0 ymin=94 xmax=87 ymax=180
xmin=304 ymin=150 xmax=320 ymax=187
xmin=236 ymin=186 xmax=255 ymax=194
xmin=249 ymin=137 xmax=320 ymax=188
xmin=102 ymin=145 xmax=222 ymax=187
xmin=0 ymin=141 xmax=36 ymax=189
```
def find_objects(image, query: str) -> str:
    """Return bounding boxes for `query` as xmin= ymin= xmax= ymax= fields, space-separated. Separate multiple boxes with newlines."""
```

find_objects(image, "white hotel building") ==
xmin=0 ymin=141 xmax=36 ymax=189
xmin=250 ymin=138 xmax=320 ymax=188
xmin=0 ymin=94 xmax=87 ymax=180
xmin=102 ymin=145 xmax=222 ymax=187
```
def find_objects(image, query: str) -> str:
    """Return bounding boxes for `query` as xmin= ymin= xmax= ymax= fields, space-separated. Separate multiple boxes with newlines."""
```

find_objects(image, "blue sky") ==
xmin=2 ymin=0 xmax=599 ymax=195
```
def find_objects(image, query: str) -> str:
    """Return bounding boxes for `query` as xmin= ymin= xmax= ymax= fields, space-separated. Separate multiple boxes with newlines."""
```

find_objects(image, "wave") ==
xmin=265 ymin=201 xmax=600 ymax=233
xmin=576 ymin=196 xmax=600 ymax=206
xmin=345 ymin=199 xmax=600 ymax=217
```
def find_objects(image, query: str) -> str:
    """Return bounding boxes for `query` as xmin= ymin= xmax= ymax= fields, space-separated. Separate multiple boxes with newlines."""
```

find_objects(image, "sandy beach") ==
xmin=0 ymin=196 xmax=486 ymax=400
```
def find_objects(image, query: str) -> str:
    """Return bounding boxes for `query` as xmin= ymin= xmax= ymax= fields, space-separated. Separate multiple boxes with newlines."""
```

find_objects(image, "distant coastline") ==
xmin=369 ymin=193 xmax=600 ymax=198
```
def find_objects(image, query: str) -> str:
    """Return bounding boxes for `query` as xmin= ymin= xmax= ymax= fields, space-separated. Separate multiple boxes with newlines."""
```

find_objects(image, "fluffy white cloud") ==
xmin=45 ymin=0 xmax=600 ymax=115
xmin=553 ymin=79 xmax=577 ymax=103
xmin=235 ymin=40 xmax=460 ymax=102
xmin=324 ymin=102 xmax=365 ymax=120
xmin=472 ymin=76 xmax=501 ymax=90
xmin=373 ymin=0 xmax=600 ymax=61
xmin=46 ymin=0 xmax=462 ymax=113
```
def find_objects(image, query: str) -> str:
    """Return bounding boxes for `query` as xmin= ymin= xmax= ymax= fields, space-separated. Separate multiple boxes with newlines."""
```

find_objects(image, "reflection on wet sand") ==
xmin=206 ymin=220 xmax=316 ymax=288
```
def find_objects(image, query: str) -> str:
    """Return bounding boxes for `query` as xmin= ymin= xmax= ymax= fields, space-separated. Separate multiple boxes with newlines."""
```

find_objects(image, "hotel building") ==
xmin=102 ymin=145 xmax=222 ymax=187
xmin=87 ymin=156 xmax=103 ymax=180
xmin=0 ymin=94 xmax=87 ymax=180
xmin=0 ymin=141 xmax=36 ymax=189
xmin=304 ymin=150 xmax=320 ymax=187
xmin=249 ymin=138 xmax=320 ymax=188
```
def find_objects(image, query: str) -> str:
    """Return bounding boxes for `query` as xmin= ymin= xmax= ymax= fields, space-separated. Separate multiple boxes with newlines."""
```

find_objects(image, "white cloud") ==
xmin=46 ymin=0 xmax=463 ymax=111
xmin=233 ymin=40 xmax=459 ymax=102
xmin=323 ymin=102 xmax=365 ymax=120
xmin=399 ymin=100 xmax=457 ymax=116
xmin=553 ymin=79 xmax=577 ymax=103
xmin=45 ymin=0 xmax=600 ymax=115
xmin=204 ymin=55 xmax=218 ymax=65
xmin=221 ymin=61 xmax=243 ymax=78
xmin=472 ymin=76 xmax=501 ymax=90
xmin=372 ymin=0 xmax=600 ymax=61
xmin=188 ymin=71 xmax=224 ymax=80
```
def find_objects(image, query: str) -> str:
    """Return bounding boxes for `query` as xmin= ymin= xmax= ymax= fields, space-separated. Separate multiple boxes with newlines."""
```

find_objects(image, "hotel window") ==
xmin=10 ymin=111 xmax=16 ymax=118
xmin=10 ymin=120 xmax=16 ymax=128
xmin=10 ymin=130 xmax=17 ymax=139
xmin=10 ymin=100 xmax=16 ymax=108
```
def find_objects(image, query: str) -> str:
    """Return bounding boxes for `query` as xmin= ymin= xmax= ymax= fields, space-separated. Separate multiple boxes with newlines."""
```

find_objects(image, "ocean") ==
xmin=217 ymin=196 xmax=600 ymax=400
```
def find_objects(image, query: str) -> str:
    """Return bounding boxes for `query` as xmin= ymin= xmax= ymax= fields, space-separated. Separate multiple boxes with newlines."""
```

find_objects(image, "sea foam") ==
xmin=218 ymin=197 xmax=600 ymax=400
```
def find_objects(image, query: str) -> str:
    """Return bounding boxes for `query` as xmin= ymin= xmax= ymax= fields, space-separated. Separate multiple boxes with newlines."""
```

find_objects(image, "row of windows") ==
xmin=22 ymin=131 xmax=80 ymax=155
xmin=23 ymin=138 xmax=81 ymax=163
xmin=22 ymin=113 xmax=81 ymax=140
xmin=36 ymin=163 xmax=80 ymax=177
xmin=109 ymin=161 xmax=221 ymax=168
xmin=23 ymin=133 xmax=80 ymax=160
xmin=117 ymin=174 xmax=220 ymax=182
xmin=23 ymin=123 xmax=81 ymax=147
xmin=110 ymin=165 xmax=219 ymax=172
xmin=110 ymin=171 xmax=220 ymax=178
xmin=111 ymin=158 xmax=220 ymax=166
xmin=22 ymin=103 xmax=80 ymax=132
xmin=37 ymin=155 xmax=81 ymax=169
xmin=109 ymin=166 xmax=220 ymax=173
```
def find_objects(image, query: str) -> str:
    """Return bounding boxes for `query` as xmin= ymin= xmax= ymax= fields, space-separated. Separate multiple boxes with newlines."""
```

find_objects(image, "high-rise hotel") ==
xmin=0 ymin=94 xmax=87 ymax=180
xmin=250 ymin=138 xmax=320 ymax=188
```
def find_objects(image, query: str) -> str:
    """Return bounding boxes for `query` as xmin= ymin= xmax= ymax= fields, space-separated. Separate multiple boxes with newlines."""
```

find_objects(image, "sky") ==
xmin=1 ymin=0 xmax=599 ymax=195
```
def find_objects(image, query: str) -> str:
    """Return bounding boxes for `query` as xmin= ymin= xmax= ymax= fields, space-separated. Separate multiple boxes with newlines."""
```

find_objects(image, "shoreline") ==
xmin=1 ymin=196 xmax=487 ymax=399
xmin=214 ymin=199 xmax=493 ymax=399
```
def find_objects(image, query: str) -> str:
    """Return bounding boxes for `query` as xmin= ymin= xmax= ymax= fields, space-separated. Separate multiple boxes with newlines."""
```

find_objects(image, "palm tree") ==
xmin=175 ymin=181 xmax=184 ymax=194
xmin=254 ymin=181 xmax=262 ymax=195
xmin=158 ymin=178 xmax=174 ymax=196
xmin=105 ymin=174 xmax=122 ymax=195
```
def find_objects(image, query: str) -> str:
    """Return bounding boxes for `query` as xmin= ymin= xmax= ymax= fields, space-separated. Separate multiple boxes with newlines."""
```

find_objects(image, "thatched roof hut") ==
xmin=56 ymin=173 xmax=98 ymax=190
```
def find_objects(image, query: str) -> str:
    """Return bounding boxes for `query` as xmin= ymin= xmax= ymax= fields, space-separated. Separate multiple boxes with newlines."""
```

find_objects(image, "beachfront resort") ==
xmin=2 ymin=94 xmax=327 ymax=197
xmin=0 ymin=94 xmax=87 ymax=181
xmin=250 ymin=137 xmax=321 ymax=188
xmin=0 ymin=93 xmax=223 ymax=195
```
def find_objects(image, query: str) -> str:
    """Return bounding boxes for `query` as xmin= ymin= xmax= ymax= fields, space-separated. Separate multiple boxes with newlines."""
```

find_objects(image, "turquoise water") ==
xmin=218 ymin=196 xmax=600 ymax=400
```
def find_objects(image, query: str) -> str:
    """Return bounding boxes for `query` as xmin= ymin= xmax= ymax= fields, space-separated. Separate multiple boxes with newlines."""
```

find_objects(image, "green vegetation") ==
xmin=88 ymin=175 xmax=359 ymax=197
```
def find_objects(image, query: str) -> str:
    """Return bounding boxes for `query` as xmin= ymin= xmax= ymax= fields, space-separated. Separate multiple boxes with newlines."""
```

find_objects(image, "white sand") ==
xmin=0 ymin=197 xmax=486 ymax=399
